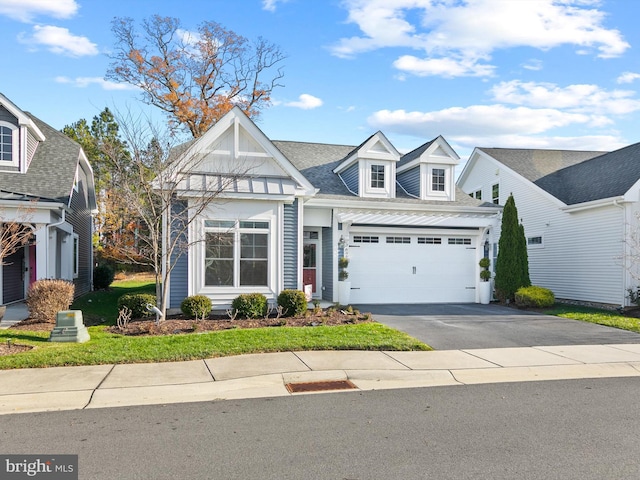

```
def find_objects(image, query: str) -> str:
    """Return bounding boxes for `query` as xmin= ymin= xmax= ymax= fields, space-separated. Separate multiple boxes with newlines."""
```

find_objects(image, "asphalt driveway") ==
xmin=358 ymin=303 xmax=640 ymax=350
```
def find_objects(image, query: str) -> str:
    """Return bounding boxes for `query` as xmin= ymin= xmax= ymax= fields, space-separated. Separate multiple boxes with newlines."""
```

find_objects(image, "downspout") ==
xmin=613 ymin=199 xmax=626 ymax=307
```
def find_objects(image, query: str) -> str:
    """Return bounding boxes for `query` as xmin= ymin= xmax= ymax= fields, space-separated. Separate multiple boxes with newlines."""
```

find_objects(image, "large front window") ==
xmin=204 ymin=220 xmax=269 ymax=287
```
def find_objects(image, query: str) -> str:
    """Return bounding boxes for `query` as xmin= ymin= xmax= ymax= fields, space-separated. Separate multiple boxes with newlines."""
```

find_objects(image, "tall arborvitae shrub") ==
xmin=494 ymin=195 xmax=531 ymax=302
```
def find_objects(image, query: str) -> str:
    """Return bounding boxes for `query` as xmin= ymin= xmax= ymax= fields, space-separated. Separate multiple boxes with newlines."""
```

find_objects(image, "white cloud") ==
xmin=262 ymin=0 xmax=289 ymax=12
xmin=522 ymin=59 xmax=543 ymax=71
xmin=0 ymin=0 xmax=78 ymax=22
xmin=55 ymin=76 xmax=136 ymax=91
xmin=491 ymin=80 xmax=640 ymax=115
xmin=332 ymin=0 xmax=629 ymax=78
xmin=368 ymin=105 xmax=610 ymax=140
xmin=617 ymin=72 xmax=640 ymax=84
xmin=284 ymin=94 xmax=323 ymax=109
xmin=18 ymin=25 xmax=98 ymax=57
xmin=393 ymin=55 xmax=494 ymax=78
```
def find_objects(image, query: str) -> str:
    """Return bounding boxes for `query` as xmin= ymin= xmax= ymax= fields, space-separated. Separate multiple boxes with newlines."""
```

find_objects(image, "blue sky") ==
xmin=1 ymin=0 xmax=639 ymax=163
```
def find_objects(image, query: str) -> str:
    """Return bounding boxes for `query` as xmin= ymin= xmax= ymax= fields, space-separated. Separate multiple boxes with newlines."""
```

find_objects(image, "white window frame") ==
xmin=426 ymin=165 xmax=451 ymax=198
xmin=492 ymin=183 xmax=500 ymax=204
xmin=363 ymin=160 xmax=391 ymax=197
xmin=370 ymin=164 xmax=385 ymax=189
xmin=203 ymin=219 xmax=271 ymax=288
xmin=0 ymin=121 xmax=19 ymax=169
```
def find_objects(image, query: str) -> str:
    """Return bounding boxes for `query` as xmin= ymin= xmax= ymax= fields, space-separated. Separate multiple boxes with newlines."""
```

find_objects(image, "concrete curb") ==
xmin=1 ymin=345 xmax=640 ymax=415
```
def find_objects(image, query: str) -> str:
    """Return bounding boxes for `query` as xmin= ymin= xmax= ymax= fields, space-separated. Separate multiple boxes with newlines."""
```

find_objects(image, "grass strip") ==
xmin=544 ymin=305 xmax=640 ymax=333
xmin=0 ymin=323 xmax=430 ymax=369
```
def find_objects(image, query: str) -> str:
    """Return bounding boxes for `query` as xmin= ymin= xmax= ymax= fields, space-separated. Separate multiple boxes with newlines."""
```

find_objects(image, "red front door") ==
xmin=303 ymin=243 xmax=317 ymax=293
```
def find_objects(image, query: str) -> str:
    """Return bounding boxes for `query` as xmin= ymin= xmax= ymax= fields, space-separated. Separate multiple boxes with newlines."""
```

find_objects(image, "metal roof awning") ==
xmin=180 ymin=174 xmax=299 ymax=196
xmin=335 ymin=210 xmax=498 ymax=229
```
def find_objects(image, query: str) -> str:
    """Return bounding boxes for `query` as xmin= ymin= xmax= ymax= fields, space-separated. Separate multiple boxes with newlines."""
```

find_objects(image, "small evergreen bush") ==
xmin=515 ymin=286 xmax=555 ymax=308
xmin=93 ymin=264 xmax=115 ymax=290
xmin=181 ymin=295 xmax=212 ymax=318
xmin=117 ymin=293 xmax=156 ymax=318
xmin=277 ymin=289 xmax=308 ymax=317
xmin=26 ymin=279 xmax=75 ymax=323
xmin=232 ymin=293 xmax=268 ymax=319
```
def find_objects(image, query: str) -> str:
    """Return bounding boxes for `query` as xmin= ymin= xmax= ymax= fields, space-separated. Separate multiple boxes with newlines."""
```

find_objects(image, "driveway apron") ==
xmin=358 ymin=303 xmax=640 ymax=350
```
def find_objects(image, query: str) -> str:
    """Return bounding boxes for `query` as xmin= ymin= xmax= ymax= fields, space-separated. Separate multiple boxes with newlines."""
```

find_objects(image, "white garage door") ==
xmin=347 ymin=233 xmax=477 ymax=304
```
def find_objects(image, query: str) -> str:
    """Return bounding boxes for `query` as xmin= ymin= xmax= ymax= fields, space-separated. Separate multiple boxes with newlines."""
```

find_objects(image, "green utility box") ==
xmin=49 ymin=310 xmax=90 ymax=343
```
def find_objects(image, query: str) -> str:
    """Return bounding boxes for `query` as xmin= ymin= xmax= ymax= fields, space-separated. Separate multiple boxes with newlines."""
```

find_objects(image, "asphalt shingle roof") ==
xmin=0 ymin=113 xmax=80 ymax=204
xmin=534 ymin=142 xmax=640 ymax=205
xmin=478 ymin=144 xmax=640 ymax=205
xmin=478 ymin=147 xmax=605 ymax=183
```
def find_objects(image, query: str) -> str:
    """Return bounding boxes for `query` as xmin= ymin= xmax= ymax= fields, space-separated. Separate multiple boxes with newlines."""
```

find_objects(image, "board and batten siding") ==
xmin=339 ymin=163 xmax=359 ymax=195
xmin=460 ymin=153 xmax=625 ymax=305
xmin=397 ymin=167 xmax=420 ymax=197
xmin=322 ymin=226 xmax=333 ymax=301
xmin=283 ymin=200 xmax=298 ymax=290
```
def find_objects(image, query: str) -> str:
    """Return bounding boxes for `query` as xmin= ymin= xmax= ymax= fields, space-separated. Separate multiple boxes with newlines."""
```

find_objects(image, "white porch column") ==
xmin=33 ymin=224 xmax=48 ymax=280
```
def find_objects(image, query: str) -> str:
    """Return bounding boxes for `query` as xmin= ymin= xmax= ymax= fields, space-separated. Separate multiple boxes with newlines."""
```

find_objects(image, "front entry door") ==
xmin=303 ymin=242 xmax=317 ymax=293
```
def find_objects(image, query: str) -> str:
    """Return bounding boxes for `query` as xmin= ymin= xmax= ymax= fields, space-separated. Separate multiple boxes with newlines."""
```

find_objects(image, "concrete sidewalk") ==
xmin=2 ymin=345 xmax=640 ymax=415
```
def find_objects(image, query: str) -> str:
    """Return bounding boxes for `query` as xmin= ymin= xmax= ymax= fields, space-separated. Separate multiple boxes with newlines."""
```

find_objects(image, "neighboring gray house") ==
xmin=458 ymin=144 xmax=640 ymax=307
xmin=167 ymin=107 xmax=501 ymax=308
xmin=0 ymin=93 xmax=97 ymax=304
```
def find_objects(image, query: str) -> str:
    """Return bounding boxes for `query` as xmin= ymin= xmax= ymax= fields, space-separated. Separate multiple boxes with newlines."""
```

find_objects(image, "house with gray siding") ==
xmin=0 ymin=93 xmax=97 ymax=304
xmin=167 ymin=107 xmax=501 ymax=308
xmin=458 ymin=145 xmax=640 ymax=307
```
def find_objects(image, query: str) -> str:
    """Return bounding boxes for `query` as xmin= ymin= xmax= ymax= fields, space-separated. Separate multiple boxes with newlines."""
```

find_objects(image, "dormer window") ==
xmin=370 ymin=165 xmax=385 ymax=189
xmin=432 ymin=168 xmax=445 ymax=191
xmin=0 ymin=123 xmax=17 ymax=166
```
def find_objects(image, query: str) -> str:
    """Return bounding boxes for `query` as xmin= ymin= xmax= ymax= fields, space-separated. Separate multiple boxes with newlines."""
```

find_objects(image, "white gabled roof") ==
xmin=333 ymin=131 xmax=400 ymax=174
xmin=176 ymin=106 xmax=317 ymax=197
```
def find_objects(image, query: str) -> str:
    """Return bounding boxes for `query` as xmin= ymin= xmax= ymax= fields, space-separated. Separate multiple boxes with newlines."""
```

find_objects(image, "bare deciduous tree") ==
xmin=106 ymin=15 xmax=286 ymax=138
xmin=0 ymin=205 xmax=34 ymax=265
xmin=101 ymin=109 xmax=251 ymax=319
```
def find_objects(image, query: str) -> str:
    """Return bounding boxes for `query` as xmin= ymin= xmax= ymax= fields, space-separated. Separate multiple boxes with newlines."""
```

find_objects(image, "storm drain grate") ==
xmin=285 ymin=379 xmax=357 ymax=393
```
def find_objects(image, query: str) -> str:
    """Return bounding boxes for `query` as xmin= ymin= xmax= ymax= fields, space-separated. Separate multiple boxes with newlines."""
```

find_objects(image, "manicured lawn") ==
xmin=0 ymin=277 xmax=430 ymax=369
xmin=70 ymin=277 xmax=156 ymax=325
xmin=544 ymin=304 xmax=640 ymax=333
xmin=0 ymin=323 xmax=430 ymax=369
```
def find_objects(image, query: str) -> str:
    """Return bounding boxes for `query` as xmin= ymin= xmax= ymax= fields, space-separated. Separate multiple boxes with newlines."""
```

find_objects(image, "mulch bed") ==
xmin=6 ymin=309 xmax=373 ymax=338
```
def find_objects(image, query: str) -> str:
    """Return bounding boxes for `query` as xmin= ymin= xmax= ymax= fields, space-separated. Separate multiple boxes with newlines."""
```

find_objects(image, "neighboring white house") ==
xmin=167 ymin=107 xmax=501 ymax=308
xmin=0 ymin=93 xmax=97 ymax=304
xmin=457 ymin=144 xmax=640 ymax=307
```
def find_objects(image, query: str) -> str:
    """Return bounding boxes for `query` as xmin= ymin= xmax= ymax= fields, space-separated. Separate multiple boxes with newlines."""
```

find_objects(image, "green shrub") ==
xmin=277 ymin=289 xmax=308 ymax=317
xmin=117 ymin=293 xmax=157 ymax=318
xmin=93 ymin=264 xmax=115 ymax=290
xmin=181 ymin=295 xmax=212 ymax=318
xmin=232 ymin=293 xmax=268 ymax=319
xmin=26 ymin=279 xmax=75 ymax=323
xmin=515 ymin=286 xmax=555 ymax=308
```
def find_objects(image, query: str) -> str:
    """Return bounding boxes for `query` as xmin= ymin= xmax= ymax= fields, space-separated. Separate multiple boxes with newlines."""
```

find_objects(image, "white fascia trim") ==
xmin=561 ymin=196 xmax=628 ymax=213
xmin=397 ymin=136 xmax=460 ymax=174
